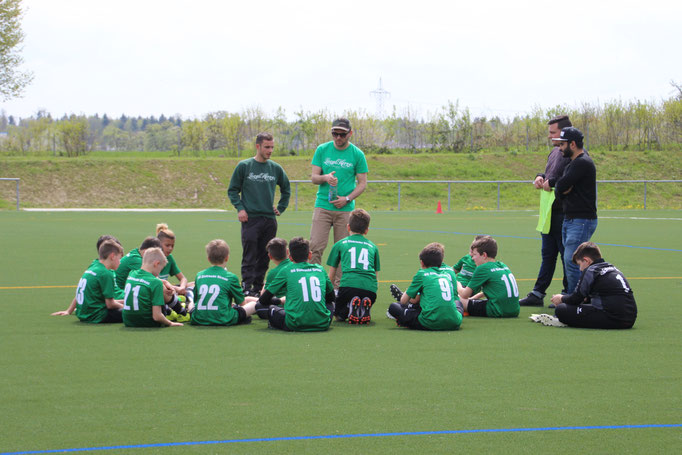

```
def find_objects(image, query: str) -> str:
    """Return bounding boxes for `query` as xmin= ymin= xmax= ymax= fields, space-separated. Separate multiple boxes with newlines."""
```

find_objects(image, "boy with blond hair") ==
xmin=191 ymin=239 xmax=256 ymax=326
xmin=122 ymin=248 xmax=183 ymax=327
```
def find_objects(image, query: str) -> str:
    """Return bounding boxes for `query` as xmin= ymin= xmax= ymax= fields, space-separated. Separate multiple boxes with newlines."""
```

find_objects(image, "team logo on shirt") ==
xmin=247 ymin=172 xmax=276 ymax=182
xmin=324 ymin=158 xmax=353 ymax=169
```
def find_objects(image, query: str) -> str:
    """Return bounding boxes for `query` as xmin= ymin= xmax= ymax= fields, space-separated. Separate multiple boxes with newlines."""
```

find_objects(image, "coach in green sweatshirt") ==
xmin=228 ymin=132 xmax=290 ymax=297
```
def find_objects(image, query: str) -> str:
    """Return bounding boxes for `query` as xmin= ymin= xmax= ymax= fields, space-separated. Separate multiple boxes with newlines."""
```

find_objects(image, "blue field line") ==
xmin=3 ymin=424 xmax=680 ymax=455
xmin=207 ymin=219 xmax=682 ymax=252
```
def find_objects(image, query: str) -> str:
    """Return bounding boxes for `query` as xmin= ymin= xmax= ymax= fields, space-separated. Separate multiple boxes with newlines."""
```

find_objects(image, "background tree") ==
xmin=0 ymin=0 xmax=33 ymax=100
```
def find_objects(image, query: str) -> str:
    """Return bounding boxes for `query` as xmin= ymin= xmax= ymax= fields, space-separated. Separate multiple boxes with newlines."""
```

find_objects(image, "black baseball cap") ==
xmin=554 ymin=126 xmax=584 ymax=143
xmin=331 ymin=118 xmax=351 ymax=132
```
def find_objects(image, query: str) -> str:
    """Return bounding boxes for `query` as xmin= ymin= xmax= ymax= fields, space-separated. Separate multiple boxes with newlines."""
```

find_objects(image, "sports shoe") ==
xmin=390 ymin=284 xmax=403 ymax=301
xmin=386 ymin=308 xmax=396 ymax=320
xmin=548 ymin=303 xmax=557 ymax=309
xmin=519 ymin=293 xmax=544 ymax=307
xmin=529 ymin=313 xmax=542 ymax=323
xmin=360 ymin=297 xmax=372 ymax=324
xmin=538 ymin=313 xmax=567 ymax=327
xmin=175 ymin=312 xmax=191 ymax=323
xmin=348 ymin=297 xmax=362 ymax=324
xmin=167 ymin=310 xmax=178 ymax=322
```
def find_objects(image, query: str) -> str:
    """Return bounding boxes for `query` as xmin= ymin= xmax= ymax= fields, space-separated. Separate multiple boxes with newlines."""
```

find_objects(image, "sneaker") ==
xmin=360 ymin=297 xmax=372 ymax=324
xmin=548 ymin=303 xmax=557 ymax=309
xmin=348 ymin=297 xmax=362 ymax=324
xmin=167 ymin=310 xmax=178 ymax=322
xmin=529 ymin=313 xmax=542 ymax=323
xmin=519 ymin=293 xmax=544 ymax=307
xmin=538 ymin=313 xmax=567 ymax=327
xmin=390 ymin=284 xmax=403 ymax=301
xmin=386 ymin=308 xmax=396 ymax=320
xmin=175 ymin=312 xmax=191 ymax=323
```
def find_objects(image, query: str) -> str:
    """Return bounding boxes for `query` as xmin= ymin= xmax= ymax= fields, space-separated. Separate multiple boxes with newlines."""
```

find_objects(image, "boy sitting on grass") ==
xmin=255 ymin=238 xmax=291 ymax=319
xmin=191 ymin=239 xmax=256 ymax=326
xmin=459 ymin=236 xmax=520 ymax=318
xmin=453 ymin=235 xmax=490 ymax=289
xmin=122 ymin=247 xmax=183 ymax=328
xmin=326 ymin=209 xmax=381 ymax=324
xmin=548 ymin=242 xmax=637 ymax=329
xmin=387 ymin=243 xmax=462 ymax=331
xmin=52 ymin=240 xmax=125 ymax=323
xmin=257 ymin=237 xmax=335 ymax=332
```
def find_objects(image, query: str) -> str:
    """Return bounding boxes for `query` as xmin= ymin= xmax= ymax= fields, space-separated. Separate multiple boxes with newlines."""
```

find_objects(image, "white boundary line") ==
xmin=23 ymin=208 xmax=228 ymax=212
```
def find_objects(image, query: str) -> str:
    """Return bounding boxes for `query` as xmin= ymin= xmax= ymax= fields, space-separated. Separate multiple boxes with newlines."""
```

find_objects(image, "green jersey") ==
xmin=265 ymin=259 xmax=292 ymax=298
xmin=265 ymin=262 xmax=333 ymax=332
xmin=191 ymin=266 xmax=245 ymax=326
xmin=122 ymin=269 xmax=165 ymax=327
xmin=405 ymin=267 xmax=462 ymax=331
xmin=227 ymin=157 xmax=291 ymax=218
xmin=111 ymin=269 xmax=125 ymax=300
xmin=326 ymin=234 xmax=380 ymax=292
xmin=74 ymin=260 xmax=116 ymax=323
xmin=159 ymin=254 xmax=180 ymax=281
xmin=467 ymin=261 xmax=520 ymax=318
xmin=116 ymin=248 xmax=142 ymax=289
xmin=453 ymin=254 xmax=476 ymax=287
xmin=311 ymin=142 xmax=368 ymax=211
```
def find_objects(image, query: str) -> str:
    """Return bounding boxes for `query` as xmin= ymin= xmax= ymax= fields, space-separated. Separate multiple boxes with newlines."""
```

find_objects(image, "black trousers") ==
xmin=555 ymin=303 xmax=635 ymax=329
xmin=388 ymin=302 xmax=427 ymax=330
xmin=241 ymin=216 xmax=277 ymax=291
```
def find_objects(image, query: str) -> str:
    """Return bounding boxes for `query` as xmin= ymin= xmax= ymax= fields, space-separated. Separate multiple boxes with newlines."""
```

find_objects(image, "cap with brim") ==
xmin=555 ymin=126 xmax=584 ymax=142
xmin=331 ymin=118 xmax=351 ymax=132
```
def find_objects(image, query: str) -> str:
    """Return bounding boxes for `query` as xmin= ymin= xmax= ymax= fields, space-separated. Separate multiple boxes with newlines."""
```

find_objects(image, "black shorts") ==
xmin=335 ymin=287 xmax=377 ymax=320
xmin=234 ymin=305 xmax=250 ymax=325
xmin=267 ymin=306 xmax=292 ymax=331
xmin=101 ymin=309 xmax=123 ymax=324
xmin=466 ymin=299 xmax=489 ymax=317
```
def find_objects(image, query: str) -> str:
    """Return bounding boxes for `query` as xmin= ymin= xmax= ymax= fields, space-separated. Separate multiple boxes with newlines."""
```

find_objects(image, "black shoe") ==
xmin=548 ymin=303 xmax=557 ymax=309
xmin=348 ymin=297 xmax=362 ymax=324
xmin=360 ymin=297 xmax=372 ymax=324
xmin=519 ymin=293 xmax=544 ymax=307
xmin=390 ymin=284 xmax=403 ymax=301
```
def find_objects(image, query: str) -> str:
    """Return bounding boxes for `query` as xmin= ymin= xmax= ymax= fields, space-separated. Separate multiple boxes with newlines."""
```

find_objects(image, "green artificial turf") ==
xmin=1 ymin=210 xmax=680 ymax=454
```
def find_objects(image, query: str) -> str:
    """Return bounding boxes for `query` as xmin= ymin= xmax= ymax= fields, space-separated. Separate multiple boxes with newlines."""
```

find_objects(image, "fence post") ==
xmin=16 ymin=179 xmax=19 ymax=211
xmin=398 ymin=182 xmax=401 ymax=211
xmin=644 ymin=182 xmax=647 ymax=210
xmin=497 ymin=182 xmax=501 ymax=210
xmin=448 ymin=182 xmax=451 ymax=211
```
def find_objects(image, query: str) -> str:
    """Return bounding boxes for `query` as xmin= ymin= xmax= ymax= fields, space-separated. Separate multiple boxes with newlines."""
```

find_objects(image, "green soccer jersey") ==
xmin=405 ymin=267 xmax=462 ymax=331
xmin=116 ymin=248 xmax=142 ymax=289
xmin=326 ymin=234 xmax=380 ymax=292
xmin=265 ymin=259 xmax=292 ymax=298
xmin=265 ymin=262 xmax=333 ymax=332
xmin=111 ymin=269 xmax=125 ymax=300
xmin=159 ymin=254 xmax=180 ymax=281
xmin=74 ymin=260 xmax=116 ymax=323
xmin=311 ymin=142 xmax=369 ymax=211
xmin=122 ymin=269 xmax=165 ymax=327
xmin=191 ymin=266 xmax=245 ymax=326
xmin=453 ymin=254 xmax=476 ymax=287
xmin=466 ymin=261 xmax=520 ymax=318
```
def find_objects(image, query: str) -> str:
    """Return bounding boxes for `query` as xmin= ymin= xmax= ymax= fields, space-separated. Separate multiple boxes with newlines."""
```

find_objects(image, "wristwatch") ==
xmin=345 ymin=196 xmax=351 ymax=203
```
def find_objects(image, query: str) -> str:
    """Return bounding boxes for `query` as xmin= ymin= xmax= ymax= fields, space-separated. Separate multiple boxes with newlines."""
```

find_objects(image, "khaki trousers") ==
xmin=309 ymin=207 xmax=351 ymax=286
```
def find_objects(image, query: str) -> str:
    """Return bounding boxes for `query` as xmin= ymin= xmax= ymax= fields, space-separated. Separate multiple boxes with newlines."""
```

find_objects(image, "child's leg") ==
xmin=555 ymin=303 xmax=630 ymax=329
xmin=464 ymin=299 xmax=488 ymax=317
xmin=267 ymin=306 xmax=291 ymax=331
xmin=241 ymin=299 xmax=257 ymax=317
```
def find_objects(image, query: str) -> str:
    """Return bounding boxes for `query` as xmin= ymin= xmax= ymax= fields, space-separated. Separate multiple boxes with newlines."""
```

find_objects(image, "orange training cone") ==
xmin=436 ymin=201 xmax=443 ymax=214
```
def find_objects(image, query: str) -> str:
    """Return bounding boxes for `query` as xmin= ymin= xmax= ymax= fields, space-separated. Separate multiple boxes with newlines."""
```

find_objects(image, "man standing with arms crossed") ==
xmin=520 ymin=115 xmax=572 ymax=307
xmin=553 ymin=126 xmax=597 ymax=295
xmin=310 ymin=118 xmax=368 ymax=285
xmin=228 ymin=132 xmax=291 ymax=297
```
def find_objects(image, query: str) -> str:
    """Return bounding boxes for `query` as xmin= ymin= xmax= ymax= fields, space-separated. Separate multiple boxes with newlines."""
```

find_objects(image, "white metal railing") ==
xmin=0 ymin=178 xmax=20 ymax=210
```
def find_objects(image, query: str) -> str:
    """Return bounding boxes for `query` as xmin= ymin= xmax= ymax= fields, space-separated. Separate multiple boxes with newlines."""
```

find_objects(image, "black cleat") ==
xmin=390 ymin=284 xmax=403 ymax=301
xmin=519 ymin=293 xmax=544 ymax=307
xmin=348 ymin=297 xmax=362 ymax=324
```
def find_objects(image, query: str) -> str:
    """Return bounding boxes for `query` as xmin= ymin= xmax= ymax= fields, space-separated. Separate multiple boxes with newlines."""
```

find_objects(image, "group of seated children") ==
xmin=52 ymin=210 xmax=637 ymax=332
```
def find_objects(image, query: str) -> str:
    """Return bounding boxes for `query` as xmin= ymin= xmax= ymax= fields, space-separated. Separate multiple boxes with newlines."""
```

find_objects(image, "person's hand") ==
xmin=273 ymin=206 xmax=281 ymax=216
xmin=542 ymin=180 xmax=552 ymax=191
xmin=169 ymin=321 xmax=183 ymax=327
xmin=238 ymin=210 xmax=248 ymax=222
xmin=550 ymin=294 xmax=563 ymax=305
xmin=331 ymin=196 xmax=347 ymax=209
xmin=533 ymin=176 xmax=544 ymax=189
xmin=326 ymin=171 xmax=338 ymax=187
xmin=51 ymin=310 xmax=70 ymax=316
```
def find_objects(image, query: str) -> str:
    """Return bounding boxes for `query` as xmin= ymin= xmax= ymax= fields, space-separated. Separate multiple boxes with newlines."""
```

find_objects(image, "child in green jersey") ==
xmin=51 ymin=240 xmax=125 ymax=323
xmin=459 ymin=236 xmax=520 ymax=318
xmin=191 ymin=239 xmax=256 ymax=326
xmin=453 ymin=235 xmax=490 ymax=288
xmin=326 ymin=209 xmax=380 ymax=324
xmin=122 ymin=248 xmax=183 ymax=327
xmin=387 ymin=243 xmax=462 ymax=331
xmin=156 ymin=224 xmax=194 ymax=321
xmin=255 ymin=238 xmax=291 ymax=319
xmin=257 ymin=237 xmax=335 ymax=332
xmin=115 ymin=236 xmax=162 ymax=289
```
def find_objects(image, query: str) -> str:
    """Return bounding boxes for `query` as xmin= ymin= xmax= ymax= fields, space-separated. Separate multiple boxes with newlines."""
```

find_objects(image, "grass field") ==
xmin=1 ymin=209 xmax=681 ymax=454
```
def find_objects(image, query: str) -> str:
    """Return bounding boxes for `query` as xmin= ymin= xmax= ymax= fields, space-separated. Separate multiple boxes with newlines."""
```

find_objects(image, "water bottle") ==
xmin=328 ymin=185 xmax=338 ymax=202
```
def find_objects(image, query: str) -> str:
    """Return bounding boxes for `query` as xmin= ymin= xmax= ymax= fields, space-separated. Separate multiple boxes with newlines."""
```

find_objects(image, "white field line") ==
xmin=23 ymin=208 xmax=228 ymax=212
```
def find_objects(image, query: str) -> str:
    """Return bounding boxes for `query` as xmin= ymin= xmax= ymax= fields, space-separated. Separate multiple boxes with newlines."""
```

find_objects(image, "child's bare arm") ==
xmin=51 ymin=297 xmax=78 ymax=316
xmin=152 ymin=305 xmax=182 ymax=327
xmin=105 ymin=298 xmax=124 ymax=310
xmin=328 ymin=266 xmax=337 ymax=283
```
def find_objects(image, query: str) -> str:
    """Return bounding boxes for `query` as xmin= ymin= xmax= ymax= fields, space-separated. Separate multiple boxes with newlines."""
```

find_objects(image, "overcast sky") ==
xmin=2 ymin=0 xmax=681 ymax=120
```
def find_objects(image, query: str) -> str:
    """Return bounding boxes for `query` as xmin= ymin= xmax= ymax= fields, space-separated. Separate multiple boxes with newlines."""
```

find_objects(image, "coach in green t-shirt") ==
xmin=310 ymin=118 xmax=368 ymax=285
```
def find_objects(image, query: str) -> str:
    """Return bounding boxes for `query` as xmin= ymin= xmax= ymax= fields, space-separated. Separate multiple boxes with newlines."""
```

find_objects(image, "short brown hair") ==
xmin=266 ymin=238 xmax=288 ymax=261
xmin=572 ymin=241 xmax=602 ymax=264
xmin=206 ymin=239 xmax=230 ymax=265
xmin=548 ymin=115 xmax=572 ymax=129
xmin=96 ymin=235 xmax=120 ymax=252
xmin=256 ymin=132 xmax=274 ymax=145
xmin=471 ymin=236 xmax=498 ymax=259
xmin=419 ymin=243 xmax=444 ymax=267
xmin=348 ymin=209 xmax=371 ymax=234
xmin=140 ymin=236 xmax=162 ymax=251
xmin=289 ymin=237 xmax=310 ymax=263
xmin=98 ymin=239 xmax=123 ymax=260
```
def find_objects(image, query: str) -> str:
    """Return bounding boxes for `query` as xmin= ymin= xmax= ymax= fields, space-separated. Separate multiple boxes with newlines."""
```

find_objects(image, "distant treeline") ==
xmin=1 ymin=95 xmax=681 ymax=157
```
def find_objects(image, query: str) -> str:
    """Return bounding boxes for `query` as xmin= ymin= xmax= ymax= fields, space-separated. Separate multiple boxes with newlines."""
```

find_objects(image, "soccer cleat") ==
xmin=529 ymin=313 xmax=542 ymax=323
xmin=167 ymin=310 xmax=178 ymax=322
xmin=386 ymin=308 xmax=396 ymax=320
xmin=538 ymin=313 xmax=568 ymax=327
xmin=360 ymin=297 xmax=372 ymax=324
xmin=348 ymin=297 xmax=362 ymax=324
xmin=519 ymin=293 xmax=544 ymax=307
xmin=390 ymin=284 xmax=403 ymax=301
xmin=175 ymin=312 xmax=191 ymax=323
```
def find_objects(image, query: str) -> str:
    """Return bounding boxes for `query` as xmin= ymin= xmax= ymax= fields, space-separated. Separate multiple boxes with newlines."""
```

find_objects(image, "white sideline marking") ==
xmin=599 ymin=216 xmax=682 ymax=221
xmin=23 ymin=208 xmax=228 ymax=212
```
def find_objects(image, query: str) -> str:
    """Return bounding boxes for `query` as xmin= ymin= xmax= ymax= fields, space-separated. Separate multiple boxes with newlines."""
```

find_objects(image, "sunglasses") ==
xmin=331 ymin=131 xmax=348 ymax=138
